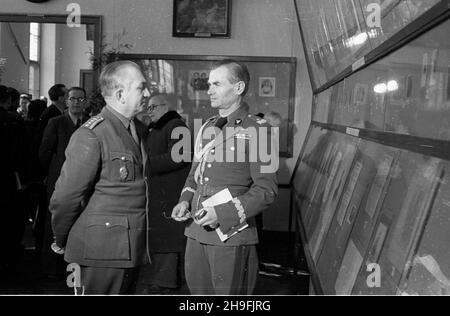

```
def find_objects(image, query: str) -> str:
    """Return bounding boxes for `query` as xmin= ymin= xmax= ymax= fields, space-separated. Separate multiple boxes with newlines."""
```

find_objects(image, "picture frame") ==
xmin=118 ymin=54 xmax=296 ymax=157
xmin=173 ymin=0 xmax=231 ymax=38
xmin=79 ymin=69 xmax=95 ymax=97
xmin=259 ymin=77 xmax=276 ymax=97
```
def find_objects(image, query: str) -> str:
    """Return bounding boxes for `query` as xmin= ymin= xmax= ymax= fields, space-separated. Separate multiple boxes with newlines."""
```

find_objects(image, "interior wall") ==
xmin=57 ymin=24 xmax=93 ymax=89
xmin=41 ymin=23 xmax=56 ymax=101
xmin=0 ymin=22 xmax=30 ymax=93
xmin=0 ymin=0 xmax=312 ymax=183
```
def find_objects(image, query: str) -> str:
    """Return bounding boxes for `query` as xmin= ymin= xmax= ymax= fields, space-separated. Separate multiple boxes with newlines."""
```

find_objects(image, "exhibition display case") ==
xmin=292 ymin=0 xmax=450 ymax=294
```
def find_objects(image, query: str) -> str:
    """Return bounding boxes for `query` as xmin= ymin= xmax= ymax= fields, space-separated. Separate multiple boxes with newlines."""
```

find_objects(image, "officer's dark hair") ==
xmin=27 ymin=99 xmax=47 ymax=121
xmin=68 ymin=86 xmax=87 ymax=98
xmin=0 ymin=85 xmax=10 ymax=103
xmin=211 ymin=59 xmax=250 ymax=97
xmin=7 ymin=87 xmax=20 ymax=106
xmin=48 ymin=84 xmax=66 ymax=102
xmin=99 ymin=60 xmax=141 ymax=97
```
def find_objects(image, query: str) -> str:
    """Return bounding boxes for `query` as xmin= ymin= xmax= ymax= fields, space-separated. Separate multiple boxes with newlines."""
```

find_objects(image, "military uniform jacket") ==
xmin=179 ymin=103 xmax=278 ymax=246
xmin=50 ymin=106 xmax=149 ymax=268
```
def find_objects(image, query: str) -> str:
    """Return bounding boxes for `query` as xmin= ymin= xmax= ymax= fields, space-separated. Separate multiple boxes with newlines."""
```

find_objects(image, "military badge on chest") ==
xmin=117 ymin=156 xmax=132 ymax=182
xmin=119 ymin=156 xmax=129 ymax=181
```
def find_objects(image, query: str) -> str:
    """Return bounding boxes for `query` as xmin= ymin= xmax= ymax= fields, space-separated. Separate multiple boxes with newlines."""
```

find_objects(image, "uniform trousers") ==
xmin=137 ymin=252 xmax=182 ymax=289
xmin=79 ymin=266 xmax=139 ymax=295
xmin=185 ymin=237 xmax=259 ymax=295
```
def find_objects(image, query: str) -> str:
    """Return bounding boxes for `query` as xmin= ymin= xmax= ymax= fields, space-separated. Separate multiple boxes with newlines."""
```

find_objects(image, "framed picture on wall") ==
xmin=118 ymin=54 xmax=296 ymax=157
xmin=173 ymin=0 xmax=232 ymax=38
xmin=79 ymin=69 xmax=95 ymax=98
xmin=259 ymin=77 xmax=276 ymax=97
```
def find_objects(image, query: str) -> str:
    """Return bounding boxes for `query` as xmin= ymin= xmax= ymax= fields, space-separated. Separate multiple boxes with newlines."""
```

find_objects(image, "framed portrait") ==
xmin=259 ymin=77 xmax=276 ymax=97
xmin=173 ymin=0 xmax=231 ymax=38
xmin=79 ymin=69 xmax=95 ymax=97
xmin=118 ymin=54 xmax=296 ymax=157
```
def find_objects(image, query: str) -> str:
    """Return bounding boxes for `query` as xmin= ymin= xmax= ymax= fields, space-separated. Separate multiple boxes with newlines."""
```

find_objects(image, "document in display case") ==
xmin=292 ymin=0 xmax=449 ymax=295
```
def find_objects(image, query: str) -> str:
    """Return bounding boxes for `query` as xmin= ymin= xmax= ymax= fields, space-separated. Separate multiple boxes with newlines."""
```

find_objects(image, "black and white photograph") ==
xmin=259 ymin=77 xmax=276 ymax=97
xmin=0 ymin=0 xmax=448 ymax=300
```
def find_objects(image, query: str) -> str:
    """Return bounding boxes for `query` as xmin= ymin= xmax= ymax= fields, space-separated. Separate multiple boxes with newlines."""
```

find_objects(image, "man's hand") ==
xmin=194 ymin=206 xmax=218 ymax=227
xmin=172 ymin=201 xmax=191 ymax=222
xmin=51 ymin=242 xmax=65 ymax=255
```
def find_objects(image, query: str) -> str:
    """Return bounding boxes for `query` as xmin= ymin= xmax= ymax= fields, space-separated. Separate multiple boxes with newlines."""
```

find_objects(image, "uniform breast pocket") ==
xmin=111 ymin=152 xmax=135 ymax=182
xmin=84 ymin=215 xmax=131 ymax=261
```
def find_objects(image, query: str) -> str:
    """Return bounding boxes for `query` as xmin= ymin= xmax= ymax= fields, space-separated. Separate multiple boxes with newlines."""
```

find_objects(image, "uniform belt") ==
xmin=197 ymin=184 xmax=225 ymax=197
xmin=196 ymin=184 xmax=248 ymax=198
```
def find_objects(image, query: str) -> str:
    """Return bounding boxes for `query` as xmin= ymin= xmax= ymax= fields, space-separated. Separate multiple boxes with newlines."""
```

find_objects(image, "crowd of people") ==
xmin=0 ymin=59 xmax=280 ymax=295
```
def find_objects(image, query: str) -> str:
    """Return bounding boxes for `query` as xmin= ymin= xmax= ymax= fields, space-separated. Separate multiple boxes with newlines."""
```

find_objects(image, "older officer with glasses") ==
xmin=136 ymin=93 xmax=190 ymax=294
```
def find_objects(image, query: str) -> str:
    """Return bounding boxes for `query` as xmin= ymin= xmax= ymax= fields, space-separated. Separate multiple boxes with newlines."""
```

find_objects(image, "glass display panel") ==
xmin=383 ymin=19 xmax=450 ymax=140
xmin=312 ymin=18 xmax=450 ymax=140
xmin=316 ymin=140 xmax=382 ymax=293
xmin=399 ymin=162 xmax=449 ymax=295
xmin=295 ymin=0 xmax=441 ymax=90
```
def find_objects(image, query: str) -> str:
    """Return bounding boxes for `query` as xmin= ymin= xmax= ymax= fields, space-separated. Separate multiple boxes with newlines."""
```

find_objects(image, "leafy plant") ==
xmin=89 ymin=28 xmax=133 ymax=71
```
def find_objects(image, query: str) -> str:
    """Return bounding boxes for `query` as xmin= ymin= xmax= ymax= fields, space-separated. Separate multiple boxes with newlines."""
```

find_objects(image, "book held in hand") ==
xmin=201 ymin=188 xmax=248 ymax=242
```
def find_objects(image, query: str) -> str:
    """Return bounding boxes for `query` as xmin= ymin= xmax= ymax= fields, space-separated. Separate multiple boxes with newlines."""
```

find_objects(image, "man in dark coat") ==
xmin=50 ymin=61 xmax=151 ymax=294
xmin=37 ymin=84 xmax=67 ymax=144
xmin=138 ymin=93 xmax=190 ymax=294
xmin=0 ymin=86 xmax=28 ymax=272
xmin=39 ymin=87 xmax=88 ymax=198
xmin=38 ymin=87 xmax=88 ymax=277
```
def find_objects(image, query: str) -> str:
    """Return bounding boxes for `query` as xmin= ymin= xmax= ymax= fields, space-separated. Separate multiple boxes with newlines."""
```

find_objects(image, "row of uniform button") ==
xmin=210 ymin=147 xmax=237 ymax=153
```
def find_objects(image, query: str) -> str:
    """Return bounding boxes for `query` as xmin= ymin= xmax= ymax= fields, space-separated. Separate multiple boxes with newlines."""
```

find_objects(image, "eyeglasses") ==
xmin=68 ymin=97 xmax=86 ymax=102
xmin=162 ymin=209 xmax=206 ymax=221
xmin=147 ymin=103 xmax=166 ymax=112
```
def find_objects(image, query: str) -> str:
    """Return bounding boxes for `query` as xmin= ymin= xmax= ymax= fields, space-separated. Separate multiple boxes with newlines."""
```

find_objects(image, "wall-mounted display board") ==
xmin=294 ymin=0 xmax=445 ymax=92
xmin=291 ymin=0 xmax=450 ymax=295
xmin=118 ymin=54 xmax=296 ymax=157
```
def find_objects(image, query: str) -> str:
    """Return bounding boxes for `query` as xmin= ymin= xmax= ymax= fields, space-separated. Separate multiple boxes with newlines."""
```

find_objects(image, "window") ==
xmin=29 ymin=22 xmax=40 ymax=97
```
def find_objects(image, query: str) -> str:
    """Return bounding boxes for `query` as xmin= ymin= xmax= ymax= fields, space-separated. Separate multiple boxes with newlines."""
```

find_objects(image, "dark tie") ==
xmin=128 ymin=120 xmax=139 ymax=145
xmin=215 ymin=116 xmax=228 ymax=130
xmin=75 ymin=119 xmax=81 ymax=129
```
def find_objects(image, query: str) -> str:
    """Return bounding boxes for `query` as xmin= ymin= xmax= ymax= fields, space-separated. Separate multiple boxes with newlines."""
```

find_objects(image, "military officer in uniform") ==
xmin=172 ymin=60 xmax=278 ymax=295
xmin=50 ymin=61 xmax=151 ymax=294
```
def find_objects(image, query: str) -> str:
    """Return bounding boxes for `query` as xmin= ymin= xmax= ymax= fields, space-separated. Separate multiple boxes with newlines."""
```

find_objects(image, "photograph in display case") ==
xmin=402 ymin=164 xmax=450 ymax=295
xmin=188 ymin=70 xmax=209 ymax=100
xmin=421 ymin=52 xmax=430 ymax=88
xmin=334 ymin=239 xmax=363 ymax=295
xmin=258 ymin=77 xmax=276 ymax=97
xmin=373 ymin=154 xmax=444 ymax=288
xmin=364 ymin=152 xmax=396 ymax=218
xmin=311 ymin=140 xmax=358 ymax=261
xmin=367 ymin=222 xmax=388 ymax=262
xmin=446 ymin=63 xmax=450 ymax=102
xmin=336 ymin=160 xmax=363 ymax=226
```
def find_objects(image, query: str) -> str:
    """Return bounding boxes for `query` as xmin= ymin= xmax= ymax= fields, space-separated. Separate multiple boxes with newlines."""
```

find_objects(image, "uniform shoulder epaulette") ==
xmin=83 ymin=116 xmax=104 ymax=129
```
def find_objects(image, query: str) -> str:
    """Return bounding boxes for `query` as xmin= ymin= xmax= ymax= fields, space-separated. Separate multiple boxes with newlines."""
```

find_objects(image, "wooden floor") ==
xmin=0 ymin=227 xmax=309 ymax=295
